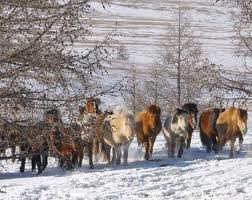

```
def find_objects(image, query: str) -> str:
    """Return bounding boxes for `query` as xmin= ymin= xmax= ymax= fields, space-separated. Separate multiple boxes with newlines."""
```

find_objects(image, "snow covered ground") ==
xmin=1 ymin=116 xmax=252 ymax=200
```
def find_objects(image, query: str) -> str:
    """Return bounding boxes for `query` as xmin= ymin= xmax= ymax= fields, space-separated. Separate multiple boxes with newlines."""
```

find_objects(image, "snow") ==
xmin=1 ymin=115 xmax=252 ymax=200
xmin=1 ymin=1 xmax=252 ymax=199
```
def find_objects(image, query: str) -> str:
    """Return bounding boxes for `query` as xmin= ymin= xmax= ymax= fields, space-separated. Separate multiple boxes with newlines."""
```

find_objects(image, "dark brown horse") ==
xmin=216 ymin=107 xmax=248 ymax=158
xmin=199 ymin=108 xmax=225 ymax=153
xmin=45 ymin=108 xmax=77 ymax=169
xmin=135 ymin=105 xmax=162 ymax=160
xmin=182 ymin=103 xmax=198 ymax=149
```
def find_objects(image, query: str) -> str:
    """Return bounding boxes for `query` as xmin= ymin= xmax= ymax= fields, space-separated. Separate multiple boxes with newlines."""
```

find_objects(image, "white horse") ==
xmin=102 ymin=109 xmax=135 ymax=165
xmin=163 ymin=108 xmax=190 ymax=158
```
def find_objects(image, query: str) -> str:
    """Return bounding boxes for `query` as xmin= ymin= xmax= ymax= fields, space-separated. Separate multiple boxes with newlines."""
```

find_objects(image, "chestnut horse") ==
xmin=216 ymin=107 xmax=248 ymax=158
xmin=135 ymin=105 xmax=162 ymax=160
xmin=182 ymin=103 xmax=198 ymax=149
xmin=199 ymin=108 xmax=225 ymax=153
xmin=163 ymin=108 xmax=190 ymax=158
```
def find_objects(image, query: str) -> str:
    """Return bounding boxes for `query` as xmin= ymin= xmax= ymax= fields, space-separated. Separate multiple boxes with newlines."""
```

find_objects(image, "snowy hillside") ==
xmin=1 ymin=117 xmax=252 ymax=200
xmin=81 ymin=0 xmax=248 ymax=106
xmin=88 ymin=0 xmax=243 ymax=73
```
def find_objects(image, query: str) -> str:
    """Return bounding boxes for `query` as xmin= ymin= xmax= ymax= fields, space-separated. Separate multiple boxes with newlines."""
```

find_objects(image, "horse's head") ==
xmin=188 ymin=112 xmax=196 ymax=129
xmin=44 ymin=108 xmax=61 ymax=126
xmin=173 ymin=108 xmax=190 ymax=132
xmin=146 ymin=105 xmax=161 ymax=133
xmin=238 ymin=108 xmax=248 ymax=135
xmin=182 ymin=103 xmax=198 ymax=124
xmin=85 ymin=97 xmax=101 ymax=114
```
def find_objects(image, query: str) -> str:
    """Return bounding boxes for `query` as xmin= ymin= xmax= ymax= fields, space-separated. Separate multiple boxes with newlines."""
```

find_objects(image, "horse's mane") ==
xmin=182 ymin=103 xmax=198 ymax=113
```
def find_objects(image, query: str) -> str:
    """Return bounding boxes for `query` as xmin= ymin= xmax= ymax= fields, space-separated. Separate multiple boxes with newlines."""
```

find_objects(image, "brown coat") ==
xmin=135 ymin=105 xmax=162 ymax=160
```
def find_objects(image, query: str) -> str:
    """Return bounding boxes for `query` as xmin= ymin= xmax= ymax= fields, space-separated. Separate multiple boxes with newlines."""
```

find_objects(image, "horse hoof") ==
xmin=89 ymin=166 xmax=94 ymax=169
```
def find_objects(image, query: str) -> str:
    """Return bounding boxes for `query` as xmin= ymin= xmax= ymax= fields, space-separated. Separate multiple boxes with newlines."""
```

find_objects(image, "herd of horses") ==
xmin=0 ymin=99 xmax=249 ymax=175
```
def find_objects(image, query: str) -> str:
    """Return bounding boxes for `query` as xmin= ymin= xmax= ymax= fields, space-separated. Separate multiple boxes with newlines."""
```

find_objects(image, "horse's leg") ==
xmin=178 ymin=136 xmax=185 ymax=158
xmin=20 ymin=157 xmax=26 ymax=173
xmin=111 ymin=147 xmax=116 ymax=164
xmin=148 ymin=136 xmax=156 ymax=160
xmin=166 ymin=138 xmax=171 ymax=157
xmin=37 ymin=155 xmax=42 ymax=175
xmin=205 ymin=134 xmax=212 ymax=153
xmin=171 ymin=138 xmax=175 ymax=158
xmin=59 ymin=157 xmax=64 ymax=168
xmin=42 ymin=143 xmax=48 ymax=171
xmin=78 ymin=145 xmax=84 ymax=168
xmin=122 ymin=143 xmax=129 ymax=165
xmin=116 ymin=146 xmax=121 ymax=165
xmin=236 ymin=134 xmax=243 ymax=154
xmin=31 ymin=155 xmax=37 ymax=172
xmin=1 ymin=149 xmax=6 ymax=157
xmin=211 ymin=133 xmax=218 ymax=153
xmin=218 ymin=135 xmax=224 ymax=154
xmin=186 ymin=131 xmax=192 ymax=149
xmin=144 ymin=143 xmax=149 ymax=160
xmin=42 ymin=153 xmax=48 ymax=171
xmin=88 ymin=142 xmax=94 ymax=169
xmin=71 ymin=149 xmax=78 ymax=168
xmin=228 ymin=138 xmax=235 ymax=158
xmin=93 ymin=139 xmax=99 ymax=162
xmin=19 ymin=145 xmax=26 ymax=173
xmin=104 ymin=143 xmax=111 ymax=164
xmin=11 ymin=146 xmax=16 ymax=163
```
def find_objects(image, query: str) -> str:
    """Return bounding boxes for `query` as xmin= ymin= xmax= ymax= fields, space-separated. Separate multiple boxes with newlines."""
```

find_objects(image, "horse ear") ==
xmin=172 ymin=113 xmax=178 ymax=123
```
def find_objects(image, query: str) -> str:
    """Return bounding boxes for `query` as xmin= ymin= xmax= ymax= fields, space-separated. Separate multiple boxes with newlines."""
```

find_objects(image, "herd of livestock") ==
xmin=0 ymin=97 xmax=249 ymax=175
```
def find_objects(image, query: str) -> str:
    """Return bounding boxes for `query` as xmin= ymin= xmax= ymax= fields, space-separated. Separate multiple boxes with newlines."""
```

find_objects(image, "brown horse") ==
xmin=182 ymin=103 xmax=198 ymax=149
xmin=135 ymin=105 xmax=162 ymax=160
xmin=45 ymin=109 xmax=77 ymax=169
xmin=48 ymin=124 xmax=77 ymax=169
xmin=216 ymin=107 xmax=248 ymax=158
xmin=199 ymin=108 xmax=225 ymax=153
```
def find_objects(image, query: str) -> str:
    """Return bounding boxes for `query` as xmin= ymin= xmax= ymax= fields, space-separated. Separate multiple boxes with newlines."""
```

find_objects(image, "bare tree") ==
xmin=214 ymin=0 xmax=252 ymax=105
xmin=156 ymin=6 xmax=210 ymax=108
xmin=0 ymin=0 xmax=115 ymax=122
xmin=123 ymin=66 xmax=146 ymax=114
xmin=117 ymin=44 xmax=129 ymax=61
